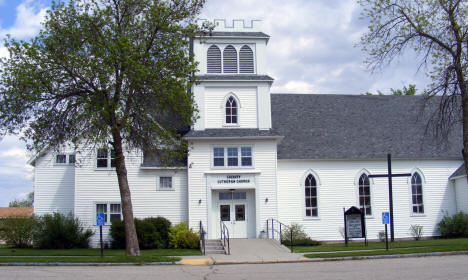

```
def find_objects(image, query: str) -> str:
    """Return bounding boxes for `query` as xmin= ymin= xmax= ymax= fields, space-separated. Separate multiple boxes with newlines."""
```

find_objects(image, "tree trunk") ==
xmin=111 ymin=129 xmax=140 ymax=256
xmin=459 ymin=74 xmax=468 ymax=183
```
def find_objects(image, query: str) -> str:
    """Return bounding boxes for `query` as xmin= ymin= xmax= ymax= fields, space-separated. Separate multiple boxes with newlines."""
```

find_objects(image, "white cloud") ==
xmin=0 ymin=0 xmax=48 ymax=39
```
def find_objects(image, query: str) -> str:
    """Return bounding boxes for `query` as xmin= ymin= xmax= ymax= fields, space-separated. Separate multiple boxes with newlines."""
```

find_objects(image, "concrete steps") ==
xmin=205 ymin=239 xmax=226 ymax=254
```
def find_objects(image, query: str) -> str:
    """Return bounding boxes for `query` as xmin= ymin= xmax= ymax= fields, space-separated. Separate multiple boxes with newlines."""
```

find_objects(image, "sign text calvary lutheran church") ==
xmin=217 ymin=175 xmax=251 ymax=184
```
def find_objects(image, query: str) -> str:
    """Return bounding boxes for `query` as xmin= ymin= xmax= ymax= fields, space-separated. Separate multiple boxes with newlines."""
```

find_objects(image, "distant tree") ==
xmin=359 ymin=0 xmax=467 ymax=174
xmin=0 ymin=0 xmax=206 ymax=256
xmin=364 ymin=84 xmax=417 ymax=95
xmin=9 ymin=192 xmax=34 ymax=207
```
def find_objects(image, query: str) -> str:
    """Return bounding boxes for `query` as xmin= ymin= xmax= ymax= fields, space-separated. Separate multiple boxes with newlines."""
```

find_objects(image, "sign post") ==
xmin=96 ymin=213 xmax=105 ymax=257
xmin=382 ymin=212 xmax=390 ymax=251
xmin=344 ymin=206 xmax=366 ymax=246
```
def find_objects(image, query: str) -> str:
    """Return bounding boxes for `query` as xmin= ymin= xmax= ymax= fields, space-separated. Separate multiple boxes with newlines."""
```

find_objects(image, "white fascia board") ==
xmin=185 ymin=136 xmax=284 ymax=141
xmin=140 ymin=166 xmax=187 ymax=170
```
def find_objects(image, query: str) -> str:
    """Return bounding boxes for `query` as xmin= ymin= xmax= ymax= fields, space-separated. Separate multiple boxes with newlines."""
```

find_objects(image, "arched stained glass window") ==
xmin=225 ymin=96 xmax=238 ymax=124
xmin=411 ymin=173 xmax=424 ymax=213
xmin=223 ymin=45 xmax=238 ymax=73
xmin=305 ymin=174 xmax=318 ymax=217
xmin=207 ymin=45 xmax=221 ymax=73
xmin=239 ymin=45 xmax=254 ymax=73
xmin=358 ymin=174 xmax=372 ymax=216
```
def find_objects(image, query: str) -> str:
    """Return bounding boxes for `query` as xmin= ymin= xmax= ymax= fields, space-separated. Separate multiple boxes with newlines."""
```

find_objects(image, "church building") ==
xmin=30 ymin=19 xmax=465 ymax=247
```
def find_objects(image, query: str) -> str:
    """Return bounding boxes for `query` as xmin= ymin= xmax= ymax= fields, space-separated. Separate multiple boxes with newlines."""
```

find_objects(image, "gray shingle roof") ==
xmin=450 ymin=164 xmax=466 ymax=179
xmin=186 ymin=128 xmax=281 ymax=139
xmin=197 ymin=75 xmax=274 ymax=82
xmin=271 ymin=94 xmax=462 ymax=160
xmin=198 ymin=31 xmax=270 ymax=39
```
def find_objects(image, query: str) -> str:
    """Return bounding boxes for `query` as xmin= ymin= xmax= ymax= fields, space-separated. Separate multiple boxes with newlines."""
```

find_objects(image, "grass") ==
xmin=292 ymin=238 xmax=468 ymax=258
xmin=0 ymin=247 xmax=200 ymax=263
xmin=0 ymin=247 xmax=201 ymax=257
xmin=0 ymin=255 xmax=180 ymax=263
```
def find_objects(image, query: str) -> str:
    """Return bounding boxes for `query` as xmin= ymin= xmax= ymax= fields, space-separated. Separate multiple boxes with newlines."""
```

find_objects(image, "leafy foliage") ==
xmin=364 ymin=84 xmax=417 ymax=96
xmin=437 ymin=211 xmax=468 ymax=238
xmin=33 ymin=213 xmax=93 ymax=249
xmin=280 ymin=223 xmax=320 ymax=246
xmin=110 ymin=217 xmax=172 ymax=249
xmin=8 ymin=192 xmax=34 ymax=207
xmin=168 ymin=223 xmax=199 ymax=249
xmin=0 ymin=216 xmax=37 ymax=248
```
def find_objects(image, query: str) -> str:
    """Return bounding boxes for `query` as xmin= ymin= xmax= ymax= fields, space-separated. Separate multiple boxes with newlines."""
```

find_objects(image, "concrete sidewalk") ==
xmin=180 ymin=239 xmax=307 ymax=265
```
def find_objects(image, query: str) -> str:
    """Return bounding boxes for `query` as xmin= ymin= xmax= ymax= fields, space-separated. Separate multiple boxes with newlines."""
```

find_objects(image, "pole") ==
xmin=343 ymin=207 xmax=348 ymax=247
xmin=385 ymin=224 xmax=389 ymax=251
xmin=99 ymin=225 xmax=103 ymax=257
xmin=387 ymin=153 xmax=395 ymax=242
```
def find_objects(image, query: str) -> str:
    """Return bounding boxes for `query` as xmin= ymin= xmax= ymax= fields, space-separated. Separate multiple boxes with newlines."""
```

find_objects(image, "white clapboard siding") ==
xmin=454 ymin=177 xmax=468 ymax=213
xmin=204 ymin=86 xmax=257 ymax=128
xmin=34 ymin=150 xmax=75 ymax=216
xmin=277 ymin=159 xmax=461 ymax=241
xmin=72 ymin=147 xmax=188 ymax=247
xmin=188 ymin=139 xmax=278 ymax=238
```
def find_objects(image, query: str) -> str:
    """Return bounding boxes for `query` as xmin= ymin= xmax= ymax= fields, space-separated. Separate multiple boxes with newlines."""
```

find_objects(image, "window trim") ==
xmin=221 ymin=93 xmax=241 ymax=127
xmin=94 ymin=202 xmax=122 ymax=226
xmin=409 ymin=170 xmax=425 ymax=216
xmin=301 ymin=169 xmax=321 ymax=220
xmin=211 ymin=145 xmax=254 ymax=169
xmin=95 ymin=148 xmax=116 ymax=170
xmin=355 ymin=170 xmax=374 ymax=218
xmin=157 ymin=176 xmax=174 ymax=191
xmin=54 ymin=153 xmax=76 ymax=166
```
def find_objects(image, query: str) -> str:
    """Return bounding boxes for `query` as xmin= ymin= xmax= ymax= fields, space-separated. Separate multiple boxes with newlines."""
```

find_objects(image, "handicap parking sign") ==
xmin=96 ymin=213 xmax=105 ymax=226
xmin=382 ymin=212 xmax=390 ymax=224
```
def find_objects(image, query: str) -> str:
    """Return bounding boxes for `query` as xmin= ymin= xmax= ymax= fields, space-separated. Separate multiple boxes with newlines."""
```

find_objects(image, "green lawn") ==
xmin=291 ymin=238 xmax=468 ymax=258
xmin=0 ymin=247 xmax=201 ymax=263
xmin=0 ymin=255 xmax=180 ymax=263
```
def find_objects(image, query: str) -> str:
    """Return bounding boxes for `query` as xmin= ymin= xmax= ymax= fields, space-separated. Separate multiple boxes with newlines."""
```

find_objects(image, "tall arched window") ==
xmin=223 ymin=45 xmax=238 ymax=73
xmin=411 ymin=173 xmax=424 ymax=213
xmin=305 ymin=174 xmax=318 ymax=217
xmin=225 ymin=96 xmax=238 ymax=124
xmin=358 ymin=174 xmax=372 ymax=216
xmin=239 ymin=45 xmax=254 ymax=73
xmin=207 ymin=45 xmax=221 ymax=73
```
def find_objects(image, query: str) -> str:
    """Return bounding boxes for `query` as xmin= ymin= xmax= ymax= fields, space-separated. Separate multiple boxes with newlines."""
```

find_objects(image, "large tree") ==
xmin=359 ymin=0 xmax=467 ymax=171
xmin=0 ymin=0 xmax=205 ymax=256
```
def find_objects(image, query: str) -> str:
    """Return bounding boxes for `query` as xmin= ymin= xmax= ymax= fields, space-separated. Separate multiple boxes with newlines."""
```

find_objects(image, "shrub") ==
xmin=437 ymin=211 xmax=468 ymax=238
xmin=409 ymin=225 xmax=423 ymax=240
xmin=280 ymin=223 xmax=320 ymax=246
xmin=110 ymin=219 xmax=126 ymax=249
xmin=33 ymin=212 xmax=93 ymax=249
xmin=0 ymin=216 xmax=37 ymax=248
xmin=169 ymin=222 xmax=200 ymax=249
xmin=110 ymin=217 xmax=171 ymax=249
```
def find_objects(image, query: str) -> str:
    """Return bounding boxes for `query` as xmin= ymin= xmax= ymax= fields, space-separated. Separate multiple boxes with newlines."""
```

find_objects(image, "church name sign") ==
xmin=217 ymin=175 xmax=251 ymax=184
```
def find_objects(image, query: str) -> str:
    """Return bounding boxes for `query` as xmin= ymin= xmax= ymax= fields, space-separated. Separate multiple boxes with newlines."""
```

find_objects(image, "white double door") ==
xmin=218 ymin=201 xmax=248 ymax=238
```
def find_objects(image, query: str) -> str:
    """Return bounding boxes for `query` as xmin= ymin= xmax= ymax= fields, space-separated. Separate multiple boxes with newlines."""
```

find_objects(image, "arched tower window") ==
xmin=225 ymin=96 xmax=238 ymax=124
xmin=207 ymin=45 xmax=221 ymax=73
xmin=411 ymin=173 xmax=424 ymax=213
xmin=239 ymin=45 xmax=254 ymax=73
xmin=223 ymin=45 xmax=238 ymax=73
xmin=305 ymin=174 xmax=318 ymax=217
xmin=358 ymin=174 xmax=372 ymax=216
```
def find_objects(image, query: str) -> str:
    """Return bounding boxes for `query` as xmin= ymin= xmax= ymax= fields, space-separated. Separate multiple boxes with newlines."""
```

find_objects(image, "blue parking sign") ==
xmin=382 ymin=212 xmax=390 ymax=224
xmin=96 ymin=213 xmax=105 ymax=226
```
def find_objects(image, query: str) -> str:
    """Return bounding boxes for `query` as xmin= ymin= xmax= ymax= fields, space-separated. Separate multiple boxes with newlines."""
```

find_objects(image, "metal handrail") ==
xmin=199 ymin=220 xmax=206 ymax=255
xmin=220 ymin=219 xmax=231 ymax=255
xmin=266 ymin=218 xmax=294 ymax=253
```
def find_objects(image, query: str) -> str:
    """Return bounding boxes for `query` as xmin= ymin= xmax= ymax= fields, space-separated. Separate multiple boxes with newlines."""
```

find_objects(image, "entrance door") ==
xmin=218 ymin=202 xmax=248 ymax=238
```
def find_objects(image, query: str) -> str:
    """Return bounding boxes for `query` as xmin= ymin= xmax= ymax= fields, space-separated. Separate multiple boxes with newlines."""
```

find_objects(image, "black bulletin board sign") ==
xmin=343 ymin=206 xmax=367 ymax=246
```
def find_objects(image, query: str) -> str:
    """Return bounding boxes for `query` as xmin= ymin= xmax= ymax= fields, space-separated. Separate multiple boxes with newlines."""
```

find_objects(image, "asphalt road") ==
xmin=1 ymin=255 xmax=468 ymax=280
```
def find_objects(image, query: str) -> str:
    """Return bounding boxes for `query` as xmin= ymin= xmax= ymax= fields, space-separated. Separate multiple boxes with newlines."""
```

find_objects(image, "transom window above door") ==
xmin=213 ymin=147 xmax=252 ymax=168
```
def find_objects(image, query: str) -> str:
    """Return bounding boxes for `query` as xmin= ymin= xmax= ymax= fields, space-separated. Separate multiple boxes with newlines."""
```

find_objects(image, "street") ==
xmin=1 ymin=255 xmax=467 ymax=279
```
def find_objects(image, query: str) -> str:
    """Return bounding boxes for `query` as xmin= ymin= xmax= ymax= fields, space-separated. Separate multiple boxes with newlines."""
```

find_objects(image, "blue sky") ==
xmin=0 ymin=0 xmax=431 ymax=206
